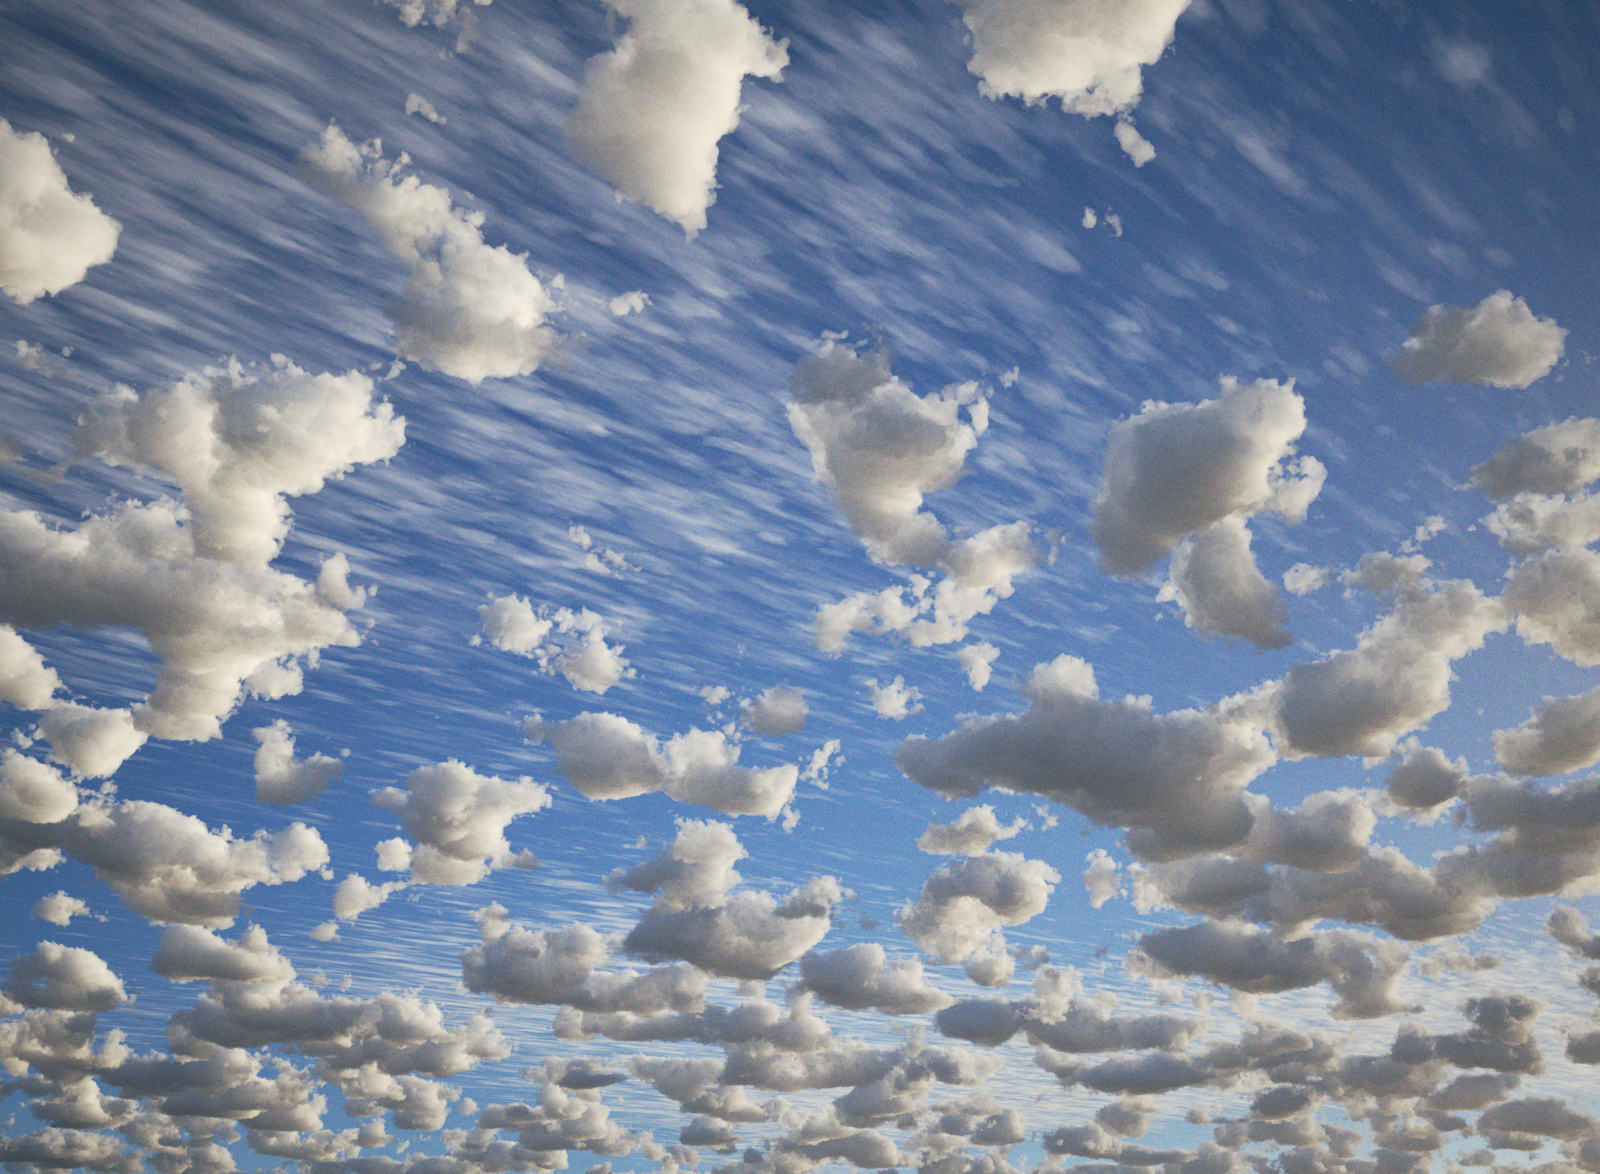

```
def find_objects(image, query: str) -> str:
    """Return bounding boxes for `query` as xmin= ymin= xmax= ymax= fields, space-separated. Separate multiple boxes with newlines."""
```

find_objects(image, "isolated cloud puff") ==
xmin=1093 ymin=377 xmax=1323 ymax=648
xmin=524 ymin=712 xmax=798 ymax=819
xmin=1386 ymin=291 xmax=1566 ymax=388
xmin=300 ymin=124 xmax=560 ymax=383
xmin=252 ymin=720 xmax=342 ymax=804
xmin=950 ymin=0 xmax=1190 ymax=116
xmin=0 ymin=118 xmax=120 ymax=304
xmin=742 ymin=686 xmax=808 ymax=736
xmin=1494 ymin=688 xmax=1600 ymax=777
xmin=371 ymin=760 xmax=550 ymax=884
xmin=477 ymin=595 xmax=634 ymax=694
xmin=1472 ymin=417 xmax=1600 ymax=499
xmin=566 ymin=0 xmax=788 ymax=234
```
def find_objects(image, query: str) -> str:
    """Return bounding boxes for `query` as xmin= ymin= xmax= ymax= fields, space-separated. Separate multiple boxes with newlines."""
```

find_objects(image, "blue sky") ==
xmin=2 ymin=1 xmax=1599 ymax=1172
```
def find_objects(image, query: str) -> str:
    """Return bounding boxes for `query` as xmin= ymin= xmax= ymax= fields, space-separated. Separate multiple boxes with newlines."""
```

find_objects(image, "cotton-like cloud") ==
xmin=949 ymin=0 xmax=1190 ymax=116
xmin=0 ymin=624 xmax=62 ymax=709
xmin=252 ymin=720 xmax=342 ymax=804
xmin=1386 ymin=291 xmax=1566 ymax=388
xmin=151 ymin=924 xmax=295 ymax=985
xmin=300 ymin=124 xmax=560 ymax=383
xmin=935 ymin=965 xmax=1199 ymax=1053
xmin=1270 ymin=574 xmax=1505 ymax=759
xmin=371 ymin=760 xmax=550 ymax=884
xmin=1093 ymin=377 xmax=1323 ymax=647
xmin=1384 ymin=739 xmax=1470 ymax=816
xmin=955 ymin=642 xmax=999 ymax=690
xmin=613 ymin=819 xmax=843 ymax=978
xmin=0 ymin=750 xmax=79 ymax=824
xmin=75 ymin=357 xmax=405 ymax=565
xmin=4 ymin=942 xmax=125 ymax=1012
xmin=524 ymin=711 xmax=798 ymax=818
xmin=463 ymin=903 xmax=706 ymax=1014
xmin=36 ymin=705 xmax=147 ymax=780
xmin=898 ymin=655 xmax=1274 ymax=861
xmin=477 ymin=595 xmax=634 ymax=694
xmin=1504 ymin=547 xmax=1600 ymax=666
xmin=0 ymin=118 xmax=120 ymax=304
xmin=1472 ymin=417 xmax=1600 ymax=499
xmin=790 ymin=340 xmax=1039 ymax=651
xmin=868 ymin=676 xmax=924 ymax=720
xmin=742 ymin=687 xmax=808 ymax=736
xmin=799 ymin=944 xmax=953 ymax=1014
xmin=30 ymin=892 xmax=91 ymax=926
xmin=1494 ymin=688 xmax=1600 ymax=777
xmin=917 ymin=806 xmax=1025 ymax=856
xmin=897 ymin=851 xmax=1059 ymax=966
xmin=565 ymin=0 xmax=788 ymax=234
xmin=386 ymin=0 xmax=488 ymax=33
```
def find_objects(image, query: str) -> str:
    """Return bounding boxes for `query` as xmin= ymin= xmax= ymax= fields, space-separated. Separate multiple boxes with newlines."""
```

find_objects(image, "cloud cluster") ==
xmin=300 ymin=124 xmax=560 ymax=382
xmin=370 ymin=759 xmax=550 ymax=884
xmin=0 ymin=118 xmax=120 ymax=304
xmin=565 ymin=0 xmax=788 ymax=234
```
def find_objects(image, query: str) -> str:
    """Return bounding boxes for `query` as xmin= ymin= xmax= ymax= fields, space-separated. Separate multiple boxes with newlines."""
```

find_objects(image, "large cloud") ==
xmin=898 ymin=655 xmax=1274 ymax=860
xmin=1092 ymin=377 xmax=1323 ymax=647
xmin=949 ymin=0 xmax=1190 ymax=116
xmin=1386 ymin=291 xmax=1566 ymax=388
xmin=300 ymin=124 xmax=560 ymax=383
xmin=0 ymin=118 xmax=120 ymax=304
xmin=565 ymin=0 xmax=788 ymax=234
xmin=791 ymin=339 xmax=1038 ymax=650
xmin=1494 ymin=688 xmax=1600 ymax=778
xmin=1472 ymin=417 xmax=1600 ymax=499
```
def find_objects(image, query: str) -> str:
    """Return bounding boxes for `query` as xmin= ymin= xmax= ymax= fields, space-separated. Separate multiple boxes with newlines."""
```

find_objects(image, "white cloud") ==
xmin=300 ymin=124 xmax=560 ymax=383
xmin=0 ymin=624 xmax=61 ymax=709
xmin=371 ymin=760 xmax=550 ymax=885
xmin=36 ymin=705 xmax=147 ymax=780
xmin=608 ymin=290 xmax=650 ymax=317
xmin=404 ymin=93 xmax=445 ymax=124
xmin=565 ymin=0 xmax=788 ymax=234
xmin=0 ymin=118 xmax=120 ymax=304
xmin=1386 ymin=290 xmax=1566 ymax=388
xmin=1082 ymin=849 xmax=1123 ymax=909
xmin=868 ymin=676 xmax=924 ymax=720
xmin=950 ymin=0 xmax=1189 ymax=115
xmin=477 ymin=595 xmax=634 ymax=694
xmin=0 ymin=751 xmax=79 ymax=824
xmin=898 ymin=851 xmax=1059 ymax=965
xmin=29 ymin=892 xmax=91 ymax=926
xmin=800 ymin=944 xmax=952 ymax=1015
xmin=1093 ymin=377 xmax=1323 ymax=648
xmin=742 ymin=686 xmax=808 ymax=736
xmin=1114 ymin=119 xmax=1156 ymax=166
xmin=1504 ymin=547 xmax=1600 ymax=666
xmin=252 ymin=720 xmax=342 ymax=804
xmin=4 ymin=942 xmax=125 ymax=1012
xmin=917 ymin=805 xmax=1025 ymax=856
xmin=1494 ymin=687 xmax=1600 ymax=777
xmin=1472 ymin=418 xmax=1600 ymax=498
xmin=955 ymin=642 xmax=999 ymax=690
xmin=523 ymin=711 xmax=798 ymax=819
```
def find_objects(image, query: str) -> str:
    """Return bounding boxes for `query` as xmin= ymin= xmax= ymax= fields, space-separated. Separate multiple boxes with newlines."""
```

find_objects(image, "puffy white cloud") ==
xmin=1472 ymin=417 xmax=1600 ymax=499
xmin=742 ymin=687 xmax=808 ymax=736
xmin=897 ymin=851 xmax=1059 ymax=965
xmin=1082 ymin=849 xmax=1123 ymax=909
xmin=1114 ymin=119 xmax=1156 ymax=166
xmin=463 ymin=903 xmax=705 ymax=1013
xmin=1160 ymin=517 xmax=1291 ymax=649
xmin=0 ymin=624 xmax=61 ymax=709
xmin=955 ymin=642 xmax=999 ymax=690
xmin=1270 ymin=575 xmax=1505 ymax=759
xmin=608 ymin=290 xmax=650 ymax=317
xmin=75 ymin=357 xmax=405 ymax=565
xmin=1386 ymin=291 xmax=1566 ymax=388
xmin=404 ymin=92 xmax=445 ymax=123
xmin=949 ymin=0 xmax=1190 ymax=116
xmin=1132 ymin=921 xmax=1414 ymax=1020
xmin=151 ymin=924 xmax=295 ymax=985
xmin=0 ymin=118 xmax=120 ymax=304
xmin=524 ymin=711 xmax=798 ymax=819
xmin=614 ymin=820 xmax=843 ymax=978
xmin=371 ymin=760 xmax=550 ymax=884
xmin=477 ymin=595 xmax=634 ymax=694
xmin=899 ymin=655 xmax=1273 ymax=860
xmin=385 ymin=0 xmax=489 ymax=30
xmin=0 ymin=751 xmax=79 ymax=824
xmin=868 ymin=676 xmax=923 ymax=720
xmin=1484 ymin=489 xmax=1600 ymax=554
xmin=300 ymin=124 xmax=560 ymax=383
xmin=918 ymin=806 xmax=1025 ymax=856
xmin=30 ymin=892 xmax=91 ymax=926
xmin=792 ymin=340 xmax=1039 ymax=651
xmin=1094 ymin=377 xmax=1322 ymax=648
xmin=565 ymin=0 xmax=788 ymax=234
xmin=1504 ymin=547 xmax=1600 ymax=666
xmin=936 ymin=965 xmax=1198 ymax=1054
xmin=35 ymin=705 xmax=146 ymax=780
xmin=5 ymin=942 xmax=125 ymax=1012
xmin=799 ymin=944 xmax=953 ymax=1014
xmin=1494 ymin=688 xmax=1600 ymax=777
xmin=1384 ymin=739 xmax=1470 ymax=815
xmin=252 ymin=720 xmax=342 ymax=804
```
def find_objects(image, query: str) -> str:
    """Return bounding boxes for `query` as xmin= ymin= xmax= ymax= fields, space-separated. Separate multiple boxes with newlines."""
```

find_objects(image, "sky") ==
xmin=1 ymin=0 xmax=1599 ymax=1172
